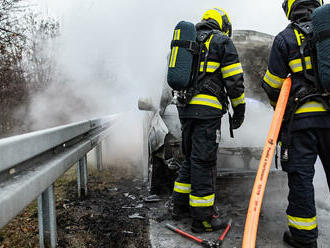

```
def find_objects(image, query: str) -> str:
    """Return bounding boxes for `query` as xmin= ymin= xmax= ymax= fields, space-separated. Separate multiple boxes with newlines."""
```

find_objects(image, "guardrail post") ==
xmin=96 ymin=143 xmax=103 ymax=171
xmin=77 ymin=155 xmax=88 ymax=198
xmin=38 ymin=184 xmax=57 ymax=248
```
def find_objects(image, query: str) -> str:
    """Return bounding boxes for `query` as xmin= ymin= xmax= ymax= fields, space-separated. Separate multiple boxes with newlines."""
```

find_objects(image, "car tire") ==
xmin=148 ymin=153 xmax=172 ymax=195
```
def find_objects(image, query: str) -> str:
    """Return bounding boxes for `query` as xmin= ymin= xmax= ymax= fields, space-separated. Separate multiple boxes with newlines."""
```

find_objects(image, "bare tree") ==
xmin=0 ymin=0 xmax=59 ymax=137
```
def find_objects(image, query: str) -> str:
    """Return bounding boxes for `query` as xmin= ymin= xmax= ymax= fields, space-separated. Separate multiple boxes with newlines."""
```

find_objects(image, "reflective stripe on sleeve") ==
xmin=289 ymin=56 xmax=312 ymax=73
xmin=200 ymin=61 xmax=221 ymax=72
xmin=221 ymin=63 xmax=243 ymax=78
xmin=287 ymin=215 xmax=317 ymax=231
xmin=263 ymin=69 xmax=285 ymax=89
xmin=231 ymin=93 xmax=245 ymax=107
xmin=295 ymin=101 xmax=327 ymax=114
xmin=174 ymin=182 xmax=191 ymax=194
xmin=189 ymin=94 xmax=223 ymax=110
xmin=169 ymin=29 xmax=181 ymax=68
xmin=190 ymin=194 xmax=215 ymax=207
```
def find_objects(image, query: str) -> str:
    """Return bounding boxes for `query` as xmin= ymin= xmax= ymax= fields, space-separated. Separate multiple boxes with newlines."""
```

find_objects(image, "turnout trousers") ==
xmin=281 ymin=128 xmax=330 ymax=241
xmin=173 ymin=118 xmax=221 ymax=220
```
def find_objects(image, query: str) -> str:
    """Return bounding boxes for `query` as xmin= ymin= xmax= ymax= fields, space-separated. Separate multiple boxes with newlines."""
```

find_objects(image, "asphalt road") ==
xmin=149 ymin=160 xmax=330 ymax=248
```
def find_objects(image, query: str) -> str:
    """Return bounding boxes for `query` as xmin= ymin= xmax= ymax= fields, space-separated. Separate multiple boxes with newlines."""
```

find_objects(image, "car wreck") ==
xmin=139 ymin=30 xmax=275 ymax=195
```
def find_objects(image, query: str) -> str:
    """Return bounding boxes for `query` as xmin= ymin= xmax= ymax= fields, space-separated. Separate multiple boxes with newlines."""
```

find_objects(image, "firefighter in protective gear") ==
xmin=262 ymin=0 xmax=330 ymax=247
xmin=172 ymin=7 xmax=245 ymax=233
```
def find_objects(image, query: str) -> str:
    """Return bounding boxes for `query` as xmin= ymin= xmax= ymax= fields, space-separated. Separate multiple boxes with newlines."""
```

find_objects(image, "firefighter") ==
xmin=172 ymin=7 xmax=245 ymax=233
xmin=262 ymin=0 xmax=330 ymax=247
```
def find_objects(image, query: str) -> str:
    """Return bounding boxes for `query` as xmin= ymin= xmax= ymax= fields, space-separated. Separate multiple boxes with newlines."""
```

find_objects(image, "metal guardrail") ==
xmin=0 ymin=114 xmax=120 ymax=248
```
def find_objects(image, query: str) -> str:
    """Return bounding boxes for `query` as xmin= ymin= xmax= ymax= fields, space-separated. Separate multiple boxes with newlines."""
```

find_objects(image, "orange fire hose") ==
xmin=242 ymin=78 xmax=292 ymax=248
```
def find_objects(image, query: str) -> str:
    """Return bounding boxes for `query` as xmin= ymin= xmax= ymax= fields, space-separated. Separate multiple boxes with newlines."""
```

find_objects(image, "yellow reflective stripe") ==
xmin=287 ymin=0 xmax=297 ymax=18
xmin=295 ymin=101 xmax=328 ymax=114
xmin=289 ymin=57 xmax=312 ymax=73
xmin=231 ymin=93 xmax=245 ymax=107
xmin=202 ymin=221 xmax=212 ymax=228
xmin=174 ymin=181 xmax=191 ymax=194
xmin=200 ymin=61 xmax=221 ymax=72
xmin=169 ymin=29 xmax=181 ymax=68
xmin=294 ymin=29 xmax=304 ymax=46
xmin=204 ymin=34 xmax=213 ymax=51
xmin=221 ymin=63 xmax=243 ymax=78
xmin=287 ymin=215 xmax=317 ymax=231
xmin=189 ymin=94 xmax=222 ymax=110
xmin=189 ymin=194 xmax=215 ymax=207
xmin=263 ymin=69 xmax=285 ymax=89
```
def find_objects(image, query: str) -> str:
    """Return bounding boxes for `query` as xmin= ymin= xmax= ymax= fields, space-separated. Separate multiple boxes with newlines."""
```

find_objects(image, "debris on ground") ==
xmin=0 ymin=167 xmax=151 ymax=248
xmin=144 ymin=194 xmax=162 ymax=203
xmin=128 ymin=213 xmax=145 ymax=220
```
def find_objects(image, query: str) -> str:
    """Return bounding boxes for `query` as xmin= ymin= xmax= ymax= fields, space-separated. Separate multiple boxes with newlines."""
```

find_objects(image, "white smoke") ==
xmin=26 ymin=0 xmax=178 ymax=173
xmin=27 ymin=0 xmax=290 ymax=130
xmin=220 ymin=98 xmax=273 ymax=147
xmin=25 ymin=0 xmax=280 ymax=174
xmin=28 ymin=1 xmax=170 ymax=129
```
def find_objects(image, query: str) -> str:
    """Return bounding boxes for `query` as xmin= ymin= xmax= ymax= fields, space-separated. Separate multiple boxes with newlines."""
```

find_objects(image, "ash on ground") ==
xmin=56 ymin=169 xmax=151 ymax=248
xmin=0 ymin=167 xmax=154 ymax=248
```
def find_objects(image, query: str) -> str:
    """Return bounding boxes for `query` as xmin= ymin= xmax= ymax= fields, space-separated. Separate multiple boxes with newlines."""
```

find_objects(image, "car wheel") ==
xmin=148 ymin=153 xmax=172 ymax=195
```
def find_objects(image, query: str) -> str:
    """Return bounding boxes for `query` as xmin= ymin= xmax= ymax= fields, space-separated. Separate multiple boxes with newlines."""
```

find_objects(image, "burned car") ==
xmin=139 ymin=30 xmax=275 ymax=195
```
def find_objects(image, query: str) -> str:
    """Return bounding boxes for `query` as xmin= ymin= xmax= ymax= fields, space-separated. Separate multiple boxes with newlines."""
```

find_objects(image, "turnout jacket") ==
xmin=178 ymin=27 xmax=245 ymax=119
xmin=262 ymin=24 xmax=330 ymax=130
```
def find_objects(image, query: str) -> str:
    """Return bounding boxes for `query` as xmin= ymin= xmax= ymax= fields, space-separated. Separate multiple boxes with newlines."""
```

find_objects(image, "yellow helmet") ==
xmin=282 ymin=0 xmax=323 ymax=20
xmin=201 ymin=8 xmax=232 ymax=37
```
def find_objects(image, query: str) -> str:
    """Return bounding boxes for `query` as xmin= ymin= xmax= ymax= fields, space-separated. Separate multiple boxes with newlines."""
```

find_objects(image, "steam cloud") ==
xmin=221 ymin=98 xmax=273 ymax=147
xmin=25 ymin=0 xmax=280 ymax=172
xmin=26 ymin=0 xmax=175 ymax=172
xmin=28 ymin=0 xmax=288 ymax=129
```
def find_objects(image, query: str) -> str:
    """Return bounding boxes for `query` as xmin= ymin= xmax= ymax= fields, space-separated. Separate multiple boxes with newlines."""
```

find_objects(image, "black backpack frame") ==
xmin=171 ymin=30 xmax=234 ymax=137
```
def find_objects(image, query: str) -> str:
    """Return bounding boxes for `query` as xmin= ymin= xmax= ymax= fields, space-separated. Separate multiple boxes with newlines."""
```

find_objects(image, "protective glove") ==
xmin=232 ymin=103 xmax=245 ymax=129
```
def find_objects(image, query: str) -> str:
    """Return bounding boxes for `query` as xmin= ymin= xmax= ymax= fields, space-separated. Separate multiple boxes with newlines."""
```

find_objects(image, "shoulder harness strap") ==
xmin=292 ymin=22 xmax=319 ymax=87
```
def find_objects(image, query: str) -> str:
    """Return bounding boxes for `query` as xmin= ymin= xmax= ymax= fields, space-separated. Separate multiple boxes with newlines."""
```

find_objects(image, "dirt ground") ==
xmin=1 ymin=163 xmax=329 ymax=248
xmin=0 ymin=167 xmax=151 ymax=248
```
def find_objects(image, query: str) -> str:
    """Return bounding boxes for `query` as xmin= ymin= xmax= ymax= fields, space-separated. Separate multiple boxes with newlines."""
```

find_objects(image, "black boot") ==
xmin=172 ymin=205 xmax=191 ymax=220
xmin=191 ymin=215 xmax=226 ymax=233
xmin=283 ymin=231 xmax=317 ymax=248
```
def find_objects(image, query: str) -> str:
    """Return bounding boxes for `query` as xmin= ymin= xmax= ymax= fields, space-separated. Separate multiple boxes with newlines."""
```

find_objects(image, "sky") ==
xmin=37 ymin=0 xmax=289 ymax=35
xmin=37 ymin=0 xmax=330 ymax=35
